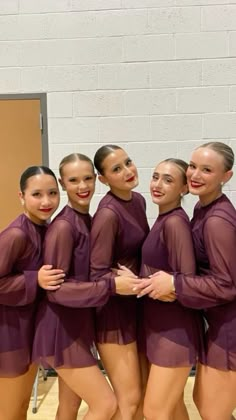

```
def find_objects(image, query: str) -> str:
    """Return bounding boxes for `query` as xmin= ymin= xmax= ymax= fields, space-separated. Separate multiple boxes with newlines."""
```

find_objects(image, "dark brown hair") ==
xmin=20 ymin=166 xmax=57 ymax=193
xmin=94 ymin=145 xmax=122 ymax=175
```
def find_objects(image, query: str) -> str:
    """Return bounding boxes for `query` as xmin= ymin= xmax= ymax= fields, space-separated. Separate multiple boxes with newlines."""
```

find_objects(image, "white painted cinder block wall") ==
xmin=1 ymin=0 xmax=236 ymax=224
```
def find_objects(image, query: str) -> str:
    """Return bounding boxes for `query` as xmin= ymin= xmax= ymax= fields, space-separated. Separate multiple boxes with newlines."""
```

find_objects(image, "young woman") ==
xmin=33 ymin=154 xmax=139 ymax=419
xmin=136 ymin=143 xmax=236 ymax=420
xmin=90 ymin=145 xmax=150 ymax=419
xmin=0 ymin=166 xmax=61 ymax=420
xmin=33 ymin=153 xmax=118 ymax=420
xmin=135 ymin=159 xmax=203 ymax=420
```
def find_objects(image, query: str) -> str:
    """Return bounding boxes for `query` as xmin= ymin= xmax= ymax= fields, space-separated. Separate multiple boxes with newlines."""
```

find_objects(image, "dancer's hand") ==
xmin=115 ymin=276 xmax=141 ymax=295
xmin=38 ymin=265 xmax=65 ymax=290
xmin=113 ymin=263 xmax=137 ymax=278
xmin=134 ymin=271 xmax=174 ymax=299
xmin=150 ymin=291 xmax=176 ymax=302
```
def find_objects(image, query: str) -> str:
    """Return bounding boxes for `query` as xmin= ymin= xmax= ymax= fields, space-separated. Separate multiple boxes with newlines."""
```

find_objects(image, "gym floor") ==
xmin=27 ymin=375 xmax=202 ymax=419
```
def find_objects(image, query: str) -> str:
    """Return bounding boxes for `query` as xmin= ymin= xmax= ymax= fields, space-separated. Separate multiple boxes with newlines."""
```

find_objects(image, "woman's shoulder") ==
xmin=48 ymin=207 xmax=75 ymax=232
xmin=205 ymin=195 xmax=236 ymax=228
xmin=132 ymin=191 xmax=146 ymax=205
xmin=164 ymin=207 xmax=190 ymax=226
xmin=1 ymin=214 xmax=31 ymax=237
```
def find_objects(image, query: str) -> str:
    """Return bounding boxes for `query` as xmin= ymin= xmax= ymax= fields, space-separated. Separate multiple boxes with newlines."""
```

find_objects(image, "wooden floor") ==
xmin=27 ymin=374 xmax=236 ymax=419
xmin=27 ymin=375 xmax=201 ymax=419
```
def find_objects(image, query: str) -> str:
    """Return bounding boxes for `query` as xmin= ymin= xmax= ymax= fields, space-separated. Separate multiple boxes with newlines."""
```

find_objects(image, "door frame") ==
xmin=0 ymin=93 xmax=49 ymax=165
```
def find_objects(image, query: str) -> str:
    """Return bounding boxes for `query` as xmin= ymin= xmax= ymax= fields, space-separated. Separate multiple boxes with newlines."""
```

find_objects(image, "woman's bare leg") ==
xmin=144 ymin=364 xmax=190 ymax=420
xmin=55 ymin=376 xmax=82 ymax=420
xmin=172 ymin=395 xmax=189 ymax=420
xmin=134 ymin=353 xmax=149 ymax=420
xmin=56 ymin=365 xmax=117 ymax=420
xmin=0 ymin=363 xmax=37 ymax=420
xmin=194 ymin=363 xmax=236 ymax=420
xmin=98 ymin=342 xmax=141 ymax=420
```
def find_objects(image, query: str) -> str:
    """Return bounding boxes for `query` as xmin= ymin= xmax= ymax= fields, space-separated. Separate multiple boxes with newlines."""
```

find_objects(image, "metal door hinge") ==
xmin=39 ymin=113 xmax=43 ymax=132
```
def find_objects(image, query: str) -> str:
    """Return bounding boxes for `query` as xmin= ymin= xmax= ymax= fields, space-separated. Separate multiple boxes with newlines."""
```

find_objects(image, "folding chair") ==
xmin=32 ymin=366 xmax=47 ymax=414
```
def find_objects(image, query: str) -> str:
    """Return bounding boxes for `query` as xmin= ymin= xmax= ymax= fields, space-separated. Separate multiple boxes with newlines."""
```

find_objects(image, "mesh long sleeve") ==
xmin=90 ymin=208 xmax=118 ymax=283
xmin=163 ymin=215 xmax=196 ymax=275
xmin=0 ymin=228 xmax=38 ymax=306
xmin=175 ymin=216 xmax=236 ymax=308
xmin=46 ymin=219 xmax=114 ymax=307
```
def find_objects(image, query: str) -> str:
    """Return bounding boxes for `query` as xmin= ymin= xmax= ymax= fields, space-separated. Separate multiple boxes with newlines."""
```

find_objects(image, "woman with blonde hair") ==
xmin=136 ymin=142 xmax=236 ymax=420
xmin=33 ymin=153 xmax=141 ymax=420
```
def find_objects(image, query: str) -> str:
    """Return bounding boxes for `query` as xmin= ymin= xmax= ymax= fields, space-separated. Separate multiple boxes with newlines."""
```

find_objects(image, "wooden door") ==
xmin=0 ymin=99 xmax=42 ymax=230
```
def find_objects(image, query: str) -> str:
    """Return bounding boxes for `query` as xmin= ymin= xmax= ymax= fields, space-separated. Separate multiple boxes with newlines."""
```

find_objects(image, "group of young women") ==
xmin=0 ymin=141 xmax=235 ymax=420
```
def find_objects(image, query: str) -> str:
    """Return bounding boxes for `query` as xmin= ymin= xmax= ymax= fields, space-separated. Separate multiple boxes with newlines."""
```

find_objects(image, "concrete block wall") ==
xmin=1 ymin=1 xmax=236 ymax=223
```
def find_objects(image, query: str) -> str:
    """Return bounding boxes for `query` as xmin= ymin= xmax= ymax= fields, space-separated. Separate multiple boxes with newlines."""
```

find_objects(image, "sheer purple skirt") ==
xmin=136 ymin=298 xmax=147 ymax=354
xmin=95 ymin=295 xmax=137 ymax=345
xmin=0 ymin=304 xmax=36 ymax=377
xmin=144 ymin=299 xmax=204 ymax=367
xmin=201 ymin=302 xmax=236 ymax=370
xmin=33 ymin=300 xmax=96 ymax=369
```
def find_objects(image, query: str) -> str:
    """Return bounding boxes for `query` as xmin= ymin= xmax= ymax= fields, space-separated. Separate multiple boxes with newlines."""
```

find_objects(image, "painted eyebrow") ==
xmin=68 ymin=175 xmax=92 ymax=179
xmin=163 ymin=174 xmax=174 ymax=179
xmin=111 ymin=163 xmax=121 ymax=170
xmin=111 ymin=157 xmax=131 ymax=169
xmin=152 ymin=172 xmax=174 ymax=179
xmin=32 ymin=188 xmax=57 ymax=191
xmin=189 ymin=161 xmax=213 ymax=169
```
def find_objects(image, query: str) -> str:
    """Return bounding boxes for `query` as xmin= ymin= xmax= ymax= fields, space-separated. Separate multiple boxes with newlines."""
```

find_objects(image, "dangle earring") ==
xmin=220 ymin=182 xmax=224 ymax=187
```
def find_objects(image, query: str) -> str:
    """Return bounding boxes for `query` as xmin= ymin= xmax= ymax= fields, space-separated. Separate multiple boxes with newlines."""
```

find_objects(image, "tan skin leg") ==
xmin=0 ymin=363 xmax=37 ymax=420
xmin=97 ymin=342 xmax=141 ymax=420
xmin=172 ymin=395 xmax=189 ymax=420
xmin=193 ymin=363 xmax=236 ymax=420
xmin=143 ymin=364 xmax=190 ymax=420
xmin=134 ymin=353 xmax=150 ymax=420
xmin=55 ymin=377 xmax=82 ymax=420
xmin=56 ymin=365 xmax=117 ymax=420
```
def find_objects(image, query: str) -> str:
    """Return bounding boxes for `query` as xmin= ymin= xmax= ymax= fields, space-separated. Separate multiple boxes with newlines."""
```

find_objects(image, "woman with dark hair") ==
xmin=136 ymin=158 xmax=203 ymax=420
xmin=136 ymin=142 xmax=236 ymax=420
xmin=90 ymin=145 xmax=149 ymax=419
xmin=0 ymin=166 xmax=61 ymax=420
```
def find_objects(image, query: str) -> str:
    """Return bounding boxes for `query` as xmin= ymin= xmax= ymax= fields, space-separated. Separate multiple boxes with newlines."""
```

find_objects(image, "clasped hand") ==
xmin=114 ymin=265 xmax=176 ymax=302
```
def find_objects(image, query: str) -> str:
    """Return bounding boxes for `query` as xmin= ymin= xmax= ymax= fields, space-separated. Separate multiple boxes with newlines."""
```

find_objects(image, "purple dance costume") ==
xmin=141 ymin=208 xmax=204 ymax=367
xmin=175 ymin=195 xmax=236 ymax=370
xmin=0 ymin=214 xmax=46 ymax=377
xmin=90 ymin=191 xmax=149 ymax=345
xmin=33 ymin=206 xmax=115 ymax=369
